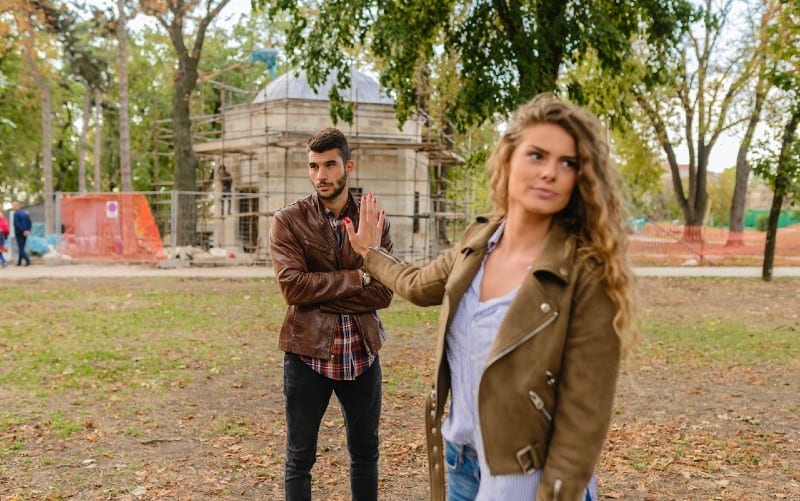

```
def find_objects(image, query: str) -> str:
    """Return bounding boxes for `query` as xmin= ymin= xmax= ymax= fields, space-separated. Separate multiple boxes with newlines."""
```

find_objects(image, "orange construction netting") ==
xmin=627 ymin=222 xmax=800 ymax=266
xmin=60 ymin=193 xmax=166 ymax=262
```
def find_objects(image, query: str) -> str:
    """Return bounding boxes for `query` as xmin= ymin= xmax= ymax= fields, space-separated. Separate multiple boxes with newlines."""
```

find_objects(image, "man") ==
xmin=11 ymin=201 xmax=32 ymax=266
xmin=269 ymin=127 xmax=393 ymax=501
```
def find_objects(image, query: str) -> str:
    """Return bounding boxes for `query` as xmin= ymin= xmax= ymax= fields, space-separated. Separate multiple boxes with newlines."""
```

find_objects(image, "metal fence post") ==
xmin=55 ymin=192 xmax=62 ymax=237
xmin=171 ymin=190 xmax=178 ymax=257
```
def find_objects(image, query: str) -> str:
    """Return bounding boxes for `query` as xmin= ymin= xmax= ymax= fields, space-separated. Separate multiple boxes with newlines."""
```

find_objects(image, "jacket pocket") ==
xmin=528 ymin=390 xmax=552 ymax=422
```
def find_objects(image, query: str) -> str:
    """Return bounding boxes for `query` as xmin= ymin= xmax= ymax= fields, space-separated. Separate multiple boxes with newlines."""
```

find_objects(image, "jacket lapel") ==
xmin=442 ymin=219 xmax=501 ymax=326
xmin=487 ymin=223 xmax=576 ymax=364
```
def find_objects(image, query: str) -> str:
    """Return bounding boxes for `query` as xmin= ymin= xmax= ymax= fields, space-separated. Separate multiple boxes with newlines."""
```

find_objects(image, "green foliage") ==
xmin=257 ymin=0 xmax=694 ymax=128
xmin=707 ymin=167 xmax=736 ymax=227
xmin=755 ymin=213 xmax=769 ymax=231
xmin=612 ymin=127 xmax=665 ymax=213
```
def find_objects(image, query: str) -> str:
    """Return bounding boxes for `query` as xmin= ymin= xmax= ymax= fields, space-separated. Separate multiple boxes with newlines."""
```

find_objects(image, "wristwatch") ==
xmin=361 ymin=270 xmax=371 ymax=287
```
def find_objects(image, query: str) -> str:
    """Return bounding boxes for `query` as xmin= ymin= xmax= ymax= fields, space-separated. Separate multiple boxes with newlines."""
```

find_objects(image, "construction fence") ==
xmin=17 ymin=190 xmax=800 ymax=268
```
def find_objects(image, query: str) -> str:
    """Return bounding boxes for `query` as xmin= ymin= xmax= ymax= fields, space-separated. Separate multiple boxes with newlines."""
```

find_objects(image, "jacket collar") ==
xmin=310 ymin=191 xmax=359 ymax=219
xmin=460 ymin=214 xmax=576 ymax=285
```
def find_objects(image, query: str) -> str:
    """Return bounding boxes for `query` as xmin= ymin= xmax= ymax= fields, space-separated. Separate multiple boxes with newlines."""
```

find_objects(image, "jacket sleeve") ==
xmin=319 ymin=218 xmax=394 ymax=313
xmin=362 ymin=239 xmax=458 ymax=307
xmin=536 ymin=265 xmax=622 ymax=501
xmin=269 ymin=210 xmax=363 ymax=306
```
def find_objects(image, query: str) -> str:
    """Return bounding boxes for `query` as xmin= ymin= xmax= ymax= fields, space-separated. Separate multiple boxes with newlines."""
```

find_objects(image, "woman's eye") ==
xmin=529 ymin=151 xmax=543 ymax=160
xmin=562 ymin=159 xmax=579 ymax=170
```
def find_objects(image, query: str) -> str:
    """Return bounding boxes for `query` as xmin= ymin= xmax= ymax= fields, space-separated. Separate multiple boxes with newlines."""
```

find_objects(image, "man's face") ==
xmin=308 ymin=148 xmax=353 ymax=201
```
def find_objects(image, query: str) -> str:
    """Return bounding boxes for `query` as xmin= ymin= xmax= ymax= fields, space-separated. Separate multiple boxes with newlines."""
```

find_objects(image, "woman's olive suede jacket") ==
xmin=364 ymin=215 xmax=621 ymax=501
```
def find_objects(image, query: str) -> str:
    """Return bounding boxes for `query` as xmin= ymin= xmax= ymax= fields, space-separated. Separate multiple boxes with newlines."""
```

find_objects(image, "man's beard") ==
xmin=314 ymin=172 xmax=348 ymax=200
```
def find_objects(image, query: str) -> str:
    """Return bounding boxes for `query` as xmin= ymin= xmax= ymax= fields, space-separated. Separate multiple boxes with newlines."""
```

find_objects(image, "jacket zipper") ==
xmin=484 ymin=312 xmax=558 ymax=367
xmin=528 ymin=390 xmax=552 ymax=421
xmin=373 ymin=246 xmax=403 ymax=264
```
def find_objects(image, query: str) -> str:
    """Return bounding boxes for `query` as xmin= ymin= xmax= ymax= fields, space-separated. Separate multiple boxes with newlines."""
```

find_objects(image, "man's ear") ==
xmin=345 ymin=159 xmax=355 ymax=176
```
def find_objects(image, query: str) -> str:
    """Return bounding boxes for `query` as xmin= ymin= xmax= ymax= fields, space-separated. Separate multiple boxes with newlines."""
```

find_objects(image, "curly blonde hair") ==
xmin=487 ymin=94 xmax=638 ymax=356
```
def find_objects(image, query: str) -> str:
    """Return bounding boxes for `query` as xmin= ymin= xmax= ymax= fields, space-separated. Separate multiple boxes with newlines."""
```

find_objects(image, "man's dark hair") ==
xmin=307 ymin=127 xmax=351 ymax=162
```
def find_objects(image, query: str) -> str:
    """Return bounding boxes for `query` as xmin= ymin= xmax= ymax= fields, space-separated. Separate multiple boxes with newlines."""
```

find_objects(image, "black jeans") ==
xmin=283 ymin=352 xmax=381 ymax=501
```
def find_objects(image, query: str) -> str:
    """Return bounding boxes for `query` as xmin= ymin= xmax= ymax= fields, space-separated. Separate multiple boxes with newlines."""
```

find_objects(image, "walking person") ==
xmin=346 ymin=94 xmax=637 ymax=500
xmin=11 ymin=201 xmax=32 ymax=266
xmin=0 ymin=208 xmax=9 ymax=268
xmin=269 ymin=127 xmax=394 ymax=501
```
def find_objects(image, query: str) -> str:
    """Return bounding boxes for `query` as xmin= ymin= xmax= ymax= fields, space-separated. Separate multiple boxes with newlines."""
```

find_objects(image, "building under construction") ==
xmin=173 ymin=67 xmax=465 ymax=264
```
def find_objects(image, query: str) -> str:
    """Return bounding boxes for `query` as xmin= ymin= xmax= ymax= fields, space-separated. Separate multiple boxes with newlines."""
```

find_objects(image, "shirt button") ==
xmin=469 ymin=355 xmax=476 ymax=361
xmin=540 ymin=303 xmax=551 ymax=313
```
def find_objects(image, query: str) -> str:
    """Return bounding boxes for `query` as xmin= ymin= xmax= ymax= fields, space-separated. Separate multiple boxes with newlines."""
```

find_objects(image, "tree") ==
xmin=141 ymin=0 xmax=231 ymax=246
xmin=634 ymin=0 xmax=765 ymax=241
xmin=726 ymin=1 xmax=780 ymax=246
xmin=0 ymin=21 xmax=44 ymax=197
xmin=753 ymin=0 xmax=800 ymax=281
xmin=116 ymin=0 xmax=133 ymax=192
xmin=257 ymin=0 xmax=693 ymax=128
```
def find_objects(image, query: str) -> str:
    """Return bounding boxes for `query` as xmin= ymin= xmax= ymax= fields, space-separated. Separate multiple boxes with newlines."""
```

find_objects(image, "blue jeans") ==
xmin=445 ymin=441 xmax=481 ymax=501
xmin=16 ymin=235 xmax=30 ymax=266
xmin=283 ymin=353 xmax=381 ymax=501
xmin=445 ymin=440 xmax=595 ymax=500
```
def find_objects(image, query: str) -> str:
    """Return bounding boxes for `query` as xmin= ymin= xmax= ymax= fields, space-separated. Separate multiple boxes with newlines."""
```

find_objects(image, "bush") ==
xmin=756 ymin=214 xmax=769 ymax=231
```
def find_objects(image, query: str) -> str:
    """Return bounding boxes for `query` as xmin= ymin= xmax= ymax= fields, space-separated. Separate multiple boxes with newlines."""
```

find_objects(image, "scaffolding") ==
xmin=152 ymin=68 xmax=470 ymax=264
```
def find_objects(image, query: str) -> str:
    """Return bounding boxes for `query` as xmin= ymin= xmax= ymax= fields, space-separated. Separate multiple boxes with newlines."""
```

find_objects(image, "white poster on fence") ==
xmin=106 ymin=201 xmax=119 ymax=219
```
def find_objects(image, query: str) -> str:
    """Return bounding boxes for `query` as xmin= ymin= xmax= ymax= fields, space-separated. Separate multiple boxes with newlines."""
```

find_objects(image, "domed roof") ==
xmin=253 ymin=67 xmax=394 ymax=105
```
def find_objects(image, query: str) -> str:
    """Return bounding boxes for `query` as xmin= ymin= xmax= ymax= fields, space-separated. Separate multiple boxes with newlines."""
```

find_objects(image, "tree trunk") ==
xmin=728 ymin=70 xmax=768 ymax=246
xmin=42 ymin=83 xmax=53 ymax=234
xmin=93 ymin=88 xmax=102 ymax=192
xmin=761 ymin=108 xmax=800 ymax=281
xmin=117 ymin=0 xmax=132 ymax=192
xmin=173 ymin=69 xmax=199 ymax=246
xmin=78 ymin=89 xmax=91 ymax=193
xmin=760 ymin=191 xmax=781 ymax=281
xmin=24 ymin=42 xmax=54 ymax=234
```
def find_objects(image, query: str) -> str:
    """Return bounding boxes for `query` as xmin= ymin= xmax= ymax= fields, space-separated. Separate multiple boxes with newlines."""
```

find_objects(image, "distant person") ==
xmin=269 ymin=127 xmax=394 ymax=501
xmin=0 ymin=208 xmax=9 ymax=268
xmin=12 ymin=201 xmax=32 ymax=266
xmin=219 ymin=164 xmax=233 ymax=215
xmin=346 ymin=94 xmax=637 ymax=500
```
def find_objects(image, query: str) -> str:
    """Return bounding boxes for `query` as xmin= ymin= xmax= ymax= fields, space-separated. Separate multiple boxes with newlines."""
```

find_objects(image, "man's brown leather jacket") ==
xmin=269 ymin=193 xmax=393 ymax=358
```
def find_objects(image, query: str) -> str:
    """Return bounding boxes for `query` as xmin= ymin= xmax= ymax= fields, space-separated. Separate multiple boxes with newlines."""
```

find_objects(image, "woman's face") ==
xmin=506 ymin=123 xmax=578 ymax=220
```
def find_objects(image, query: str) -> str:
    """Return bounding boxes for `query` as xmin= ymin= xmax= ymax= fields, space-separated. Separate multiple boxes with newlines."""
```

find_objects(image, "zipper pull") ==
xmin=552 ymin=479 xmax=562 ymax=501
xmin=528 ymin=390 xmax=552 ymax=421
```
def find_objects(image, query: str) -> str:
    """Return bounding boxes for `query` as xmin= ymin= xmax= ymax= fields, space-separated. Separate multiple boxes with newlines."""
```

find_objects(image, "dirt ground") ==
xmin=0 ymin=276 xmax=798 ymax=500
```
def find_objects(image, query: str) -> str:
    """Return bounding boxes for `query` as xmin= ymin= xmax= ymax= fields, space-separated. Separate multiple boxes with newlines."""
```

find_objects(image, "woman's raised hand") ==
xmin=344 ymin=192 xmax=385 ymax=258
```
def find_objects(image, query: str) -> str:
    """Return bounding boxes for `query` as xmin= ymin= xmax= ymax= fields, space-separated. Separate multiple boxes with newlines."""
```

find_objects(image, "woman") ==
xmin=345 ymin=94 xmax=636 ymax=500
xmin=0 ymin=209 xmax=8 ymax=268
